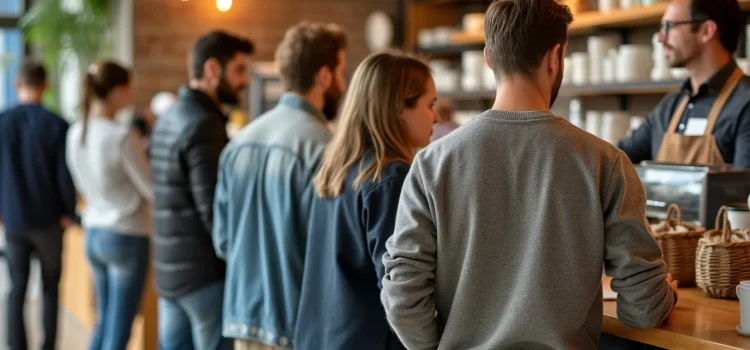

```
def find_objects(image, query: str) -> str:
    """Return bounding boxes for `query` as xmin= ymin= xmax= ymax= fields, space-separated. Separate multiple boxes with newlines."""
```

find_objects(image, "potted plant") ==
xmin=19 ymin=0 xmax=112 ymax=113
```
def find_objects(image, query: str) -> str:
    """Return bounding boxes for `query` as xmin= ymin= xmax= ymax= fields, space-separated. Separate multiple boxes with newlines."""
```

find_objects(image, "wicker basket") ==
xmin=650 ymin=204 xmax=706 ymax=287
xmin=695 ymin=206 xmax=750 ymax=299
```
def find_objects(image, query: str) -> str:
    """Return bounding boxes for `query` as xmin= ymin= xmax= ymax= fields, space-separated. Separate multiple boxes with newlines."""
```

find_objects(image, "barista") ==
xmin=619 ymin=0 xmax=750 ymax=168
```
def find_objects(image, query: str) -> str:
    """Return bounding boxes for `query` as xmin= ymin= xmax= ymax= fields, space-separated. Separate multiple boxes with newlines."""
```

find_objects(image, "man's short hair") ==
xmin=484 ymin=0 xmax=573 ymax=78
xmin=190 ymin=30 xmax=255 ymax=80
xmin=690 ymin=0 xmax=743 ymax=53
xmin=18 ymin=60 xmax=47 ymax=89
xmin=275 ymin=22 xmax=347 ymax=94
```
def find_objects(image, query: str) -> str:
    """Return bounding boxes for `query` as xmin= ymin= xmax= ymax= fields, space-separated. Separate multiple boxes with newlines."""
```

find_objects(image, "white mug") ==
xmin=736 ymin=284 xmax=750 ymax=332
xmin=727 ymin=204 xmax=750 ymax=229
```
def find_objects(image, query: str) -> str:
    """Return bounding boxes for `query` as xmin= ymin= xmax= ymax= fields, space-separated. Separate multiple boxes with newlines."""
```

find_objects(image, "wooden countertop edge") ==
xmin=602 ymin=314 xmax=743 ymax=350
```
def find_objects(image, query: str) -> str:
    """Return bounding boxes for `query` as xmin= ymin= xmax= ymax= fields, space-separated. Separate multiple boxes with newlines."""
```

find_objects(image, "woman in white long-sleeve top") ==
xmin=65 ymin=60 xmax=152 ymax=350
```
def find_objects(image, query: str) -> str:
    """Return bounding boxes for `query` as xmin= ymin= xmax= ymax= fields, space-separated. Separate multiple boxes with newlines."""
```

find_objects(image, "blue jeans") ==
xmin=158 ymin=282 xmax=230 ymax=350
xmin=85 ymin=227 xmax=150 ymax=350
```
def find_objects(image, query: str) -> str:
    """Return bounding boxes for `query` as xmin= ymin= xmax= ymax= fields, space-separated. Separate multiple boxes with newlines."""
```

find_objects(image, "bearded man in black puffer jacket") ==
xmin=149 ymin=30 xmax=253 ymax=350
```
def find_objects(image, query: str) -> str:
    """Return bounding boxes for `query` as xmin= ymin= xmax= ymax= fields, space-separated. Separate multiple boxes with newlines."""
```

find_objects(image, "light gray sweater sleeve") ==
xmin=603 ymin=153 xmax=676 ymax=328
xmin=381 ymin=156 xmax=440 ymax=349
xmin=120 ymin=131 xmax=153 ymax=202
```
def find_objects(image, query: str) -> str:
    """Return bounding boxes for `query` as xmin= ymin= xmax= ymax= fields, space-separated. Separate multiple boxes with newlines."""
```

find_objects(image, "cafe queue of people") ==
xmin=1 ymin=0 xmax=749 ymax=349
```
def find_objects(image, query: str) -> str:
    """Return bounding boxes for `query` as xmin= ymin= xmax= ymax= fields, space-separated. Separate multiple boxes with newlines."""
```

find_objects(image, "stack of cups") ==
xmin=431 ymin=60 xmax=459 ymax=93
xmin=588 ymin=35 xmax=621 ymax=85
xmin=601 ymin=111 xmax=632 ymax=145
xmin=483 ymin=65 xmax=496 ymax=91
xmin=569 ymin=99 xmax=584 ymax=129
xmin=462 ymin=51 xmax=485 ymax=92
xmin=617 ymin=45 xmax=653 ymax=82
xmin=651 ymin=33 xmax=671 ymax=81
xmin=585 ymin=111 xmax=602 ymax=138
xmin=602 ymin=49 xmax=618 ymax=83
xmin=572 ymin=53 xmax=589 ymax=85
xmin=563 ymin=57 xmax=573 ymax=85
xmin=619 ymin=0 xmax=639 ymax=9
xmin=737 ymin=281 xmax=750 ymax=335
xmin=598 ymin=0 xmax=618 ymax=13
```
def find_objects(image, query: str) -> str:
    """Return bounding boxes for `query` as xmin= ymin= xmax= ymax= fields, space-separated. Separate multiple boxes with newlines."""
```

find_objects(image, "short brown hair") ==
xmin=18 ymin=60 xmax=47 ymax=89
xmin=275 ymin=22 xmax=347 ymax=93
xmin=485 ymin=0 xmax=573 ymax=78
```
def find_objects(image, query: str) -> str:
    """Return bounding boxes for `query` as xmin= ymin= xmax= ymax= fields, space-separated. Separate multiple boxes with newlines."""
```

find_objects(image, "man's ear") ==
xmin=699 ymin=20 xmax=719 ymax=45
xmin=203 ymin=57 xmax=222 ymax=82
xmin=549 ymin=43 xmax=562 ymax=74
xmin=315 ymin=65 xmax=333 ymax=90
xmin=483 ymin=47 xmax=493 ymax=70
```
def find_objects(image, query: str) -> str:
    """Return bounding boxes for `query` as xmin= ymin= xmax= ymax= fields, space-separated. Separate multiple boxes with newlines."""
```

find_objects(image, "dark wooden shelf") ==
xmin=561 ymin=80 xmax=682 ymax=96
xmin=438 ymin=80 xmax=682 ymax=100
xmin=413 ymin=0 xmax=492 ymax=4
xmin=451 ymin=0 xmax=750 ymax=44
xmin=415 ymin=43 xmax=485 ymax=55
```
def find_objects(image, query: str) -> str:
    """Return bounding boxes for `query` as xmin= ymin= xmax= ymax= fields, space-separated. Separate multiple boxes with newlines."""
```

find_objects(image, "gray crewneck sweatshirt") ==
xmin=381 ymin=110 xmax=675 ymax=350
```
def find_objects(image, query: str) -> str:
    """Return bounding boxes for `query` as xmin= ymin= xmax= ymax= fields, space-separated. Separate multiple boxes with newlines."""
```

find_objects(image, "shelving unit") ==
xmin=415 ymin=43 xmax=485 ymax=55
xmin=403 ymin=0 xmax=750 ymax=102
xmin=438 ymin=80 xmax=682 ymax=101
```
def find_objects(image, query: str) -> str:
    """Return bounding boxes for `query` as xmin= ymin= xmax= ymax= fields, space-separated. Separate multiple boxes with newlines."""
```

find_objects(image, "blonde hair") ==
xmin=314 ymin=51 xmax=431 ymax=198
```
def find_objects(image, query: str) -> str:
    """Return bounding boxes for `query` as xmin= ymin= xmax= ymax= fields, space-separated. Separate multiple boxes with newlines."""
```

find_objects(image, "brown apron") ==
xmin=655 ymin=68 xmax=744 ymax=165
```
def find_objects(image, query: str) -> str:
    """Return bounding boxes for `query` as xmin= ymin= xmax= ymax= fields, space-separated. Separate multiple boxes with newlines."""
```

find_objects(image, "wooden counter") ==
xmin=61 ymin=226 xmax=158 ymax=350
xmin=603 ymin=287 xmax=750 ymax=349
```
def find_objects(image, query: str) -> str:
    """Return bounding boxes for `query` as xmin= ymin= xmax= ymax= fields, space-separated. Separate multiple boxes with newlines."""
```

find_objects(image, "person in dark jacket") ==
xmin=149 ymin=30 xmax=254 ymax=350
xmin=294 ymin=51 xmax=438 ymax=350
xmin=0 ymin=60 xmax=77 ymax=350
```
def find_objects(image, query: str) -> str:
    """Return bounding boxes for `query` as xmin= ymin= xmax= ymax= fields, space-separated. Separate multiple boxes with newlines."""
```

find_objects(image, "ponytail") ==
xmin=79 ymin=60 xmax=132 ymax=148
xmin=80 ymin=71 xmax=95 ymax=147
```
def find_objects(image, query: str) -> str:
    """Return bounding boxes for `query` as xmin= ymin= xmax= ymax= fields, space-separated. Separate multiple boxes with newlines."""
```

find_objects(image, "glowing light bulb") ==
xmin=216 ymin=0 xmax=232 ymax=12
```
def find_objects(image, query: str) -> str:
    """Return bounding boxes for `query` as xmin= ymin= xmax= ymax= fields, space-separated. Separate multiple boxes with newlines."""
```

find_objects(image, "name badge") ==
xmin=684 ymin=118 xmax=708 ymax=136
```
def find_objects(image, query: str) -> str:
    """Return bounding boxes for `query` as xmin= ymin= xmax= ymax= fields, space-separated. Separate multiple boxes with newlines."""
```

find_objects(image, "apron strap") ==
xmin=667 ymin=96 xmax=690 ymax=134
xmin=706 ymin=68 xmax=744 ymax=135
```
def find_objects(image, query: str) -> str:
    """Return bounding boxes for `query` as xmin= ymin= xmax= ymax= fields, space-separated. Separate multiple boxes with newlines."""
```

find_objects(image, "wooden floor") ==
xmin=0 ymin=231 xmax=91 ymax=349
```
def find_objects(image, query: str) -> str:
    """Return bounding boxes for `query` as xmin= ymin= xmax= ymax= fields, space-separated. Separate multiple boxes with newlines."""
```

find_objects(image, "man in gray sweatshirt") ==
xmin=380 ymin=1 xmax=678 ymax=349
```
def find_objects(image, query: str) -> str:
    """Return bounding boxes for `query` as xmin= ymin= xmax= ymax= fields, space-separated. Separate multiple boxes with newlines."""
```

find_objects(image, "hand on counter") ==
xmin=60 ymin=216 xmax=76 ymax=230
xmin=667 ymin=273 xmax=679 ymax=305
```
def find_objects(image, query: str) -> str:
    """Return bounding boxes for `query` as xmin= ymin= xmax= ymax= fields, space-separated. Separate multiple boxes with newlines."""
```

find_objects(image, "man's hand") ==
xmin=60 ymin=216 xmax=76 ymax=230
xmin=667 ymin=273 xmax=679 ymax=304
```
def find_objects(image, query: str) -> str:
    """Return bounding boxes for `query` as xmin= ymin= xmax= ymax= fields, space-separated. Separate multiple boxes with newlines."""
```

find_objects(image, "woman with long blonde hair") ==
xmin=295 ymin=51 xmax=437 ymax=350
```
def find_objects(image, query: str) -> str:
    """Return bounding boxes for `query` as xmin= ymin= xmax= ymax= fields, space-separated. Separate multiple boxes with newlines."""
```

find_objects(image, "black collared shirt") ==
xmin=619 ymin=61 xmax=750 ymax=168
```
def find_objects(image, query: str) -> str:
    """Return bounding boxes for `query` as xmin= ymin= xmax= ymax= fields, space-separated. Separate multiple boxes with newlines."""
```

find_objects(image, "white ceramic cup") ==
xmin=585 ymin=111 xmax=602 ymax=138
xmin=563 ymin=57 xmax=573 ymax=85
xmin=727 ymin=204 xmax=750 ymax=229
xmin=620 ymin=0 xmax=638 ymax=9
xmin=598 ymin=0 xmax=618 ymax=13
xmin=736 ymin=284 xmax=750 ymax=332
xmin=572 ymin=53 xmax=589 ymax=85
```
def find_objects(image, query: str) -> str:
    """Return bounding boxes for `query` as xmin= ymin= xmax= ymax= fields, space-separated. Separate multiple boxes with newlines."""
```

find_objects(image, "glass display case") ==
xmin=636 ymin=162 xmax=750 ymax=229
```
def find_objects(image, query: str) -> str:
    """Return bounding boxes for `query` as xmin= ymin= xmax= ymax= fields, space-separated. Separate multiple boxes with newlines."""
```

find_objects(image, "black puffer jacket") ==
xmin=149 ymin=86 xmax=228 ymax=298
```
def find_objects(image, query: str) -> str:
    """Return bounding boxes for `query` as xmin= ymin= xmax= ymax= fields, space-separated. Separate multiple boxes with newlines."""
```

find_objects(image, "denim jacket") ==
xmin=213 ymin=93 xmax=331 ymax=348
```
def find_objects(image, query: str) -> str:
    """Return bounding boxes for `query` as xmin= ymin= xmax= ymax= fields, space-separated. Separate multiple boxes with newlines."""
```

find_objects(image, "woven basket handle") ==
xmin=665 ymin=203 xmax=682 ymax=230
xmin=714 ymin=206 xmax=733 ymax=242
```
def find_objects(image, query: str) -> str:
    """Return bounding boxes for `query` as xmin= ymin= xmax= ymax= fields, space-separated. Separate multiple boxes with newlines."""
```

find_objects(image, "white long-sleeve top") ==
xmin=66 ymin=117 xmax=153 ymax=235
